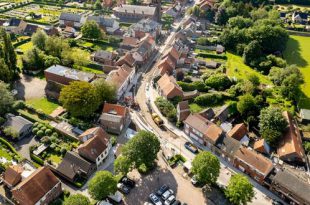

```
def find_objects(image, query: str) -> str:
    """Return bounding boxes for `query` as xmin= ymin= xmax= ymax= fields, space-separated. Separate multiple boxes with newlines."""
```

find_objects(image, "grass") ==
xmin=0 ymin=149 xmax=13 ymax=160
xmin=226 ymin=52 xmax=271 ymax=85
xmin=26 ymin=98 xmax=59 ymax=115
xmin=17 ymin=41 xmax=33 ymax=53
xmin=189 ymin=103 xmax=207 ymax=113
xmin=284 ymin=35 xmax=310 ymax=109
xmin=80 ymin=66 xmax=104 ymax=74
xmin=49 ymin=154 xmax=62 ymax=164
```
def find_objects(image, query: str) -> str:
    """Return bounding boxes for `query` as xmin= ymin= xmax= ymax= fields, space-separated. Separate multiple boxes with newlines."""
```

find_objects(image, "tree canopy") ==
xmin=0 ymin=81 xmax=14 ymax=115
xmin=88 ymin=171 xmax=117 ymax=201
xmin=32 ymin=30 xmax=47 ymax=50
xmin=191 ymin=151 xmax=220 ymax=185
xmin=259 ymin=107 xmax=287 ymax=145
xmin=64 ymin=194 xmax=91 ymax=205
xmin=59 ymin=81 xmax=101 ymax=117
xmin=225 ymin=174 xmax=254 ymax=205
xmin=93 ymin=78 xmax=117 ymax=103
xmin=81 ymin=21 xmax=102 ymax=40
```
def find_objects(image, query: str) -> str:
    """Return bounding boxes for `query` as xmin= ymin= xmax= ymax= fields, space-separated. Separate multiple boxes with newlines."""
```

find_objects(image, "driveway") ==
xmin=16 ymin=135 xmax=38 ymax=161
xmin=14 ymin=74 xmax=46 ymax=100
xmin=124 ymin=155 xmax=206 ymax=205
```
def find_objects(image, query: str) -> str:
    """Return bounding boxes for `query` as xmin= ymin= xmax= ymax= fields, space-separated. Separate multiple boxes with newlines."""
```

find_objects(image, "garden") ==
xmin=26 ymin=97 xmax=59 ymax=115
xmin=30 ymin=122 xmax=79 ymax=166
xmin=0 ymin=137 xmax=23 ymax=171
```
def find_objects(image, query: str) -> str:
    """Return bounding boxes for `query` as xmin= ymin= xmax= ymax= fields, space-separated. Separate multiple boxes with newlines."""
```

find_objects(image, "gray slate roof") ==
xmin=130 ymin=18 xmax=161 ymax=32
xmin=273 ymin=169 xmax=310 ymax=204
xmin=45 ymin=65 xmax=95 ymax=82
xmin=60 ymin=12 xmax=82 ymax=22
xmin=113 ymin=5 xmax=157 ymax=16
xmin=86 ymin=16 xmax=116 ymax=27
xmin=57 ymin=151 xmax=94 ymax=180
xmin=216 ymin=135 xmax=241 ymax=156
xmin=4 ymin=114 xmax=33 ymax=134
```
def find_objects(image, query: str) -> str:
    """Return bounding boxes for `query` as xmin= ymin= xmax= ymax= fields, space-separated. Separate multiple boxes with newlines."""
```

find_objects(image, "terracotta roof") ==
xmin=277 ymin=111 xmax=306 ymax=162
xmin=177 ymin=101 xmax=190 ymax=121
xmin=184 ymin=114 xmax=223 ymax=143
xmin=254 ymin=139 xmax=265 ymax=153
xmin=78 ymin=127 xmax=110 ymax=162
xmin=235 ymin=147 xmax=273 ymax=176
xmin=116 ymin=52 xmax=136 ymax=67
xmin=3 ymin=165 xmax=23 ymax=187
xmin=228 ymin=123 xmax=248 ymax=141
xmin=157 ymin=74 xmax=183 ymax=99
xmin=158 ymin=56 xmax=176 ymax=73
xmin=103 ymin=103 xmax=128 ymax=117
xmin=122 ymin=37 xmax=140 ymax=47
xmin=178 ymin=101 xmax=189 ymax=110
xmin=106 ymin=64 xmax=133 ymax=90
xmin=162 ymin=46 xmax=180 ymax=64
xmin=12 ymin=167 xmax=60 ymax=205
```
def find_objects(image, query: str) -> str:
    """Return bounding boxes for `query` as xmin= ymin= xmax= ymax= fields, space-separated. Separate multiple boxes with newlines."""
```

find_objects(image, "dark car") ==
xmin=171 ymin=200 xmax=181 ymax=205
xmin=272 ymin=200 xmax=284 ymax=205
xmin=121 ymin=176 xmax=135 ymax=188
xmin=117 ymin=183 xmax=130 ymax=195
xmin=184 ymin=142 xmax=198 ymax=154
xmin=157 ymin=184 xmax=169 ymax=196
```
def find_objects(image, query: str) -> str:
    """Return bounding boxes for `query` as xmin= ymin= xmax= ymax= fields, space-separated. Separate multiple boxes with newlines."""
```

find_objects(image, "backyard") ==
xmin=26 ymin=97 xmax=59 ymax=115
xmin=284 ymin=35 xmax=310 ymax=109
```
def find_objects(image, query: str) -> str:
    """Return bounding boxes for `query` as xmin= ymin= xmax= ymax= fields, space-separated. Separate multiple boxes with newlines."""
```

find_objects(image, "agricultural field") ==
xmin=3 ymin=4 xmax=89 ymax=24
xmin=284 ymin=35 xmax=310 ymax=109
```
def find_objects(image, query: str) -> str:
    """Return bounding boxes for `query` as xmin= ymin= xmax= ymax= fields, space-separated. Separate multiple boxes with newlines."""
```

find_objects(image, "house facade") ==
xmin=100 ymin=103 xmax=131 ymax=134
xmin=113 ymin=5 xmax=159 ymax=23
xmin=12 ymin=166 xmax=62 ymax=205
xmin=176 ymin=101 xmax=190 ymax=122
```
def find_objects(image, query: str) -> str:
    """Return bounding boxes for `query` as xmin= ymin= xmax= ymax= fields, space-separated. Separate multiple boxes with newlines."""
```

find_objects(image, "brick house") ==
xmin=157 ymin=74 xmax=183 ymax=100
xmin=59 ymin=12 xmax=82 ymax=28
xmin=99 ymin=103 xmax=131 ymax=134
xmin=78 ymin=127 xmax=111 ymax=167
xmin=233 ymin=147 xmax=274 ymax=185
xmin=132 ymin=35 xmax=156 ymax=65
xmin=277 ymin=111 xmax=306 ymax=164
xmin=176 ymin=101 xmax=190 ymax=122
xmin=91 ymin=50 xmax=117 ymax=65
xmin=184 ymin=114 xmax=224 ymax=147
xmin=3 ymin=165 xmax=23 ymax=189
xmin=12 ymin=166 xmax=62 ymax=205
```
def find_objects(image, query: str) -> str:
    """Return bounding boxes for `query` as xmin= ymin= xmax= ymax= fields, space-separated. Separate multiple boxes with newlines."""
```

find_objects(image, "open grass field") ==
xmin=284 ymin=35 xmax=310 ymax=109
xmin=26 ymin=97 xmax=59 ymax=114
xmin=226 ymin=52 xmax=271 ymax=85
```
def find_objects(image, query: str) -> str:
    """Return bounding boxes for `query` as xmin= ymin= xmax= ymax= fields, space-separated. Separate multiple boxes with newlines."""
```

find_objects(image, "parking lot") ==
xmin=123 ymin=154 xmax=206 ymax=205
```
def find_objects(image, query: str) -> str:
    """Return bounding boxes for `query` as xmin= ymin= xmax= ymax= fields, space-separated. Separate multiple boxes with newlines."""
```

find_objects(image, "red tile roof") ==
xmin=106 ymin=64 xmax=133 ymax=90
xmin=12 ymin=167 xmax=60 ymax=205
xmin=103 ymin=102 xmax=128 ymax=117
xmin=157 ymin=74 xmax=183 ymax=99
xmin=3 ymin=165 xmax=23 ymax=187
xmin=228 ymin=123 xmax=248 ymax=141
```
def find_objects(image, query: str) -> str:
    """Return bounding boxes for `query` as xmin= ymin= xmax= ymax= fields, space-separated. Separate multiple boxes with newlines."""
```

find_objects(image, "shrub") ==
xmin=138 ymin=163 xmax=148 ymax=174
xmin=37 ymin=123 xmax=44 ymax=129
xmin=40 ymin=126 xmax=47 ymax=132
xmin=111 ymin=136 xmax=117 ymax=146
xmin=0 ymin=117 xmax=5 ymax=126
xmin=31 ymin=153 xmax=44 ymax=165
xmin=33 ymin=122 xmax=39 ymax=127
xmin=45 ymin=129 xmax=52 ymax=136
xmin=37 ymin=130 xmax=44 ymax=137
xmin=32 ymin=127 xmax=39 ymax=134
xmin=205 ymin=74 xmax=231 ymax=90
xmin=52 ymin=132 xmax=58 ymax=138
xmin=194 ymin=93 xmax=224 ymax=106
xmin=41 ymin=136 xmax=50 ymax=144
xmin=13 ymin=100 xmax=25 ymax=110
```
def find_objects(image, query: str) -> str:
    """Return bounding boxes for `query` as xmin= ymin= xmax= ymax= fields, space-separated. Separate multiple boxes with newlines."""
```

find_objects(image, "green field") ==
xmin=226 ymin=52 xmax=271 ymax=84
xmin=26 ymin=98 xmax=59 ymax=114
xmin=284 ymin=35 xmax=310 ymax=109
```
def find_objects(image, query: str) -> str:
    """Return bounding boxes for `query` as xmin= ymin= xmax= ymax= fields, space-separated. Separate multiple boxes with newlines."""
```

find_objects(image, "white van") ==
xmin=108 ymin=191 xmax=123 ymax=203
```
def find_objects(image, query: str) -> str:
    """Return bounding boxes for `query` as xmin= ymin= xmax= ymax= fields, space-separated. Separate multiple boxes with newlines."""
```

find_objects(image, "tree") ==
xmin=22 ymin=47 xmax=45 ymax=71
xmin=45 ymin=36 xmax=70 ymax=58
xmin=88 ymin=171 xmax=117 ymax=200
xmin=243 ymin=40 xmax=262 ymax=66
xmin=247 ymin=74 xmax=260 ymax=87
xmin=61 ymin=48 xmax=89 ymax=67
xmin=237 ymin=94 xmax=257 ymax=117
xmin=0 ymin=81 xmax=14 ymax=115
xmin=122 ymin=130 xmax=160 ymax=169
xmin=204 ymin=74 xmax=231 ymax=91
xmin=81 ymin=21 xmax=102 ymax=40
xmin=94 ymin=0 xmax=102 ymax=10
xmin=225 ymin=174 xmax=254 ymax=205
xmin=191 ymin=151 xmax=220 ymax=185
xmin=0 ymin=28 xmax=17 ymax=74
xmin=0 ymin=58 xmax=13 ymax=82
xmin=3 ymin=126 xmax=19 ymax=139
xmin=93 ymin=78 xmax=117 ymax=103
xmin=114 ymin=155 xmax=132 ymax=175
xmin=64 ymin=194 xmax=90 ymax=205
xmin=259 ymin=107 xmax=287 ymax=145
xmin=59 ymin=81 xmax=101 ymax=117
xmin=31 ymin=30 xmax=47 ymax=50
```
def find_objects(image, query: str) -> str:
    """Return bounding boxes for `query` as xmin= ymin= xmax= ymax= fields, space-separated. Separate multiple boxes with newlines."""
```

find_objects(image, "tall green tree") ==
xmin=81 ymin=21 xmax=102 ymax=40
xmin=237 ymin=94 xmax=257 ymax=117
xmin=31 ymin=30 xmax=47 ymax=51
xmin=0 ymin=58 xmax=13 ymax=82
xmin=64 ymin=194 xmax=91 ymax=205
xmin=88 ymin=171 xmax=117 ymax=201
xmin=22 ymin=47 xmax=45 ymax=71
xmin=191 ymin=151 xmax=220 ymax=185
xmin=122 ymin=130 xmax=160 ymax=169
xmin=59 ymin=81 xmax=101 ymax=117
xmin=114 ymin=155 xmax=132 ymax=175
xmin=93 ymin=78 xmax=117 ymax=103
xmin=259 ymin=107 xmax=287 ymax=146
xmin=0 ymin=81 xmax=14 ymax=115
xmin=0 ymin=28 xmax=17 ymax=74
xmin=225 ymin=174 xmax=254 ymax=205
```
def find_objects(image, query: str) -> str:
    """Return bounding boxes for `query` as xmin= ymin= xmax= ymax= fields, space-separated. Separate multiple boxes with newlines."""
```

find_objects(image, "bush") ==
xmin=0 ymin=137 xmax=22 ymax=158
xmin=205 ymin=74 xmax=232 ymax=90
xmin=155 ymin=97 xmax=177 ymax=123
xmin=197 ymin=52 xmax=227 ymax=60
xmin=13 ymin=100 xmax=25 ymax=110
xmin=194 ymin=93 xmax=225 ymax=106
xmin=45 ymin=129 xmax=52 ymax=136
xmin=30 ymin=153 xmax=44 ymax=165
xmin=40 ymin=126 xmax=47 ymax=132
xmin=138 ymin=163 xmax=148 ymax=174
xmin=41 ymin=136 xmax=50 ymax=144
xmin=32 ymin=127 xmax=39 ymax=134
xmin=111 ymin=136 xmax=117 ymax=146
xmin=0 ymin=117 xmax=5 ymax=126
xmin=37 ymin=130 xmax=44 ymax=137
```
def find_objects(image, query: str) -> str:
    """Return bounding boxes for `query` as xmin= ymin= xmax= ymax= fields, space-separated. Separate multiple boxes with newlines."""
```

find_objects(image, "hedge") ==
xmin=13 ymin=38 xmax=31 ymax=48
xmin=197 ymin=52 xmax=227 ymax=60
xmin=18 ymin=109 xmax=47 ymax=124
xmin=194 ymin=93 xmax=225 ymax=106
xmin=30 ymin=153 xmax=44 ymax=166
xmin=0 ymin=137 xmax=22 ymax=160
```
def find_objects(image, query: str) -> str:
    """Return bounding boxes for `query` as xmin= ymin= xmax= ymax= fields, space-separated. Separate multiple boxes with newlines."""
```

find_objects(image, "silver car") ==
xmin=161 ymin=189 xmax=174 ymax=201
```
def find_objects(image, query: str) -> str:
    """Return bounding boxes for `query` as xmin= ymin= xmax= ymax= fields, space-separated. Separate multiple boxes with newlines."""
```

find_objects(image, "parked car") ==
xmin=184 ymin=142 xmax=198 ymax=154
xmin=191 ymin=175 xmax=198 ymax=185
xmin=164 ymin=195 xmax=176 ymax=205
xmin=171 ymin=200 xmax=181 ymax=205
xmin=117 ymin=183 xmax=130 ymax=194
xmin=149 ymin=193 xmax=162 ymax=205
xmin=157 ymin=184 xmax=169 ymax=196
xmin=162 ymin=189 xmax=174 ymax=201
xmin=120 ymin=176 xmax=135 ymax=188
xmin=108 ymin=191 xmax=123 ymax=203
xmin=97 ymin=200 xmax=112 ymax=205
xmin=272 ymin=200 xmax=284 ymax=205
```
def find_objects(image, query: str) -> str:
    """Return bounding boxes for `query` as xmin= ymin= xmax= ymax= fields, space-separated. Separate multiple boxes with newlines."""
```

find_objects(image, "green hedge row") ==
xmin=0 ymin=137 xmax=22 ymax=159
xmin=30 ymin=153 xmax=44 ymax=166
xmin=13 ymin=38 xmax=31 ymax=48
xmin=18 ymin=109 xmax=47 ymax=124
xmin=197 ymin=52 xmax=227 ymax=60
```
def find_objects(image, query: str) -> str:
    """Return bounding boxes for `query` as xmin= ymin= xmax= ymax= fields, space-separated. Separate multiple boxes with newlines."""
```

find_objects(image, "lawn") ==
xmin=226 ymin=52 xmax=271 ymax=85
xmin=189 ymin=103 xmax=207 ymax=113
xmin=26 ymin=98 xmax=59 ymax=115
xmin=49 ymin=154 xmax=62 ymax=164
xmin=80 ymin=66 xmax=104 ymax=74
xmin=17 ymin=41 xmax=33 ymax=53
xmin=284 ymin=35 xmax=310 ymax=109
xmin=0 ymin=149 xmax=13 ymax=160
